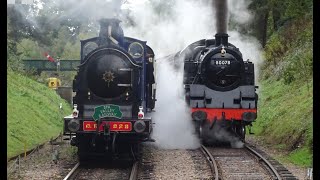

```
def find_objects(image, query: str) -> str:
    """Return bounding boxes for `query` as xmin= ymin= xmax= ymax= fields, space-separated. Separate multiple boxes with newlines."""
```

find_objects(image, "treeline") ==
xmin=7 ymin=2 xmax=96 ymax=72
xmin=246 ymin=0 xmax=313 ymax=83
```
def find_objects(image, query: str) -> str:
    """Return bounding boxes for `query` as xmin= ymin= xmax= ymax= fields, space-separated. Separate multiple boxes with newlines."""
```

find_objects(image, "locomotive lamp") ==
xmin=68 ymin=119 xmax=80 ymax=132
xmin=192 ymin=111 xmax=207 ymax=121
xmin=138 ymin=106 xmax=144 ymax=119
xmin=72 ymin=104 xmax=79 ymax=118
xmin=242 ymin=112 xmax=257 ymax=122
xmin=134 ymin=120 xmax=146 ymax=133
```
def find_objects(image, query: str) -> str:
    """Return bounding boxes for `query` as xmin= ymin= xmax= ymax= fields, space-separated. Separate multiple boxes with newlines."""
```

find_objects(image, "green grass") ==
xmin=253 ymin=78 xmax=313 ymax=167
xmin=7 ymin=69 xmax=72 ymax=159
xmin=287 ymin=147 xmax=313 ymax=167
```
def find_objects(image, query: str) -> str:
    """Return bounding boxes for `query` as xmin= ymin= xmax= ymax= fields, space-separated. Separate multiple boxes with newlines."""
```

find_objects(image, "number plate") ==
xmin=215 ymin=60 xmax=231 ymax=65
xmin=83 ymin=121 xmax=132 ymax=132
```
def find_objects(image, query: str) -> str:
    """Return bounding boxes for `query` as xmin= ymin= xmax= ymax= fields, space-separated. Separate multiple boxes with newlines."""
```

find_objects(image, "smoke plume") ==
xmin=214 ymin=0 xmax=228 ymax=33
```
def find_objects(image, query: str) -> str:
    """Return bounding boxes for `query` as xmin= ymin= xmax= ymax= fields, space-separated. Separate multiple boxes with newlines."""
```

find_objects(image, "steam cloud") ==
xmin=123 ymin=0 xmax=263 ymax=148
xmin=122 ymin=0 xmax=217 ymax=149
xmin=151 ymin=60 xmax=200 ymax=149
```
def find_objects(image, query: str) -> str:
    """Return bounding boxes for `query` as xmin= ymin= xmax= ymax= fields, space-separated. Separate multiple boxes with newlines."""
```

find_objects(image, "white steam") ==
xmin=122 ymin=0 xmax=263 ymax=148
xmin=122 ymin=0 xmax=215 ymax=57
xmin=228 ymin=0 xmax=253 ymax=24
xmin=151 ymin=61 xmax=200 ymax=149
xmin=228 ymin=31 xmax=263 ymax=84
xmin=123 ymin=0 xmax=218 ymax=149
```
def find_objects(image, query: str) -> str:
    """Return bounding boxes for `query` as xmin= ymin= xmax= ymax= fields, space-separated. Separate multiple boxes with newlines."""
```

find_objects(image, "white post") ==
xmin=307 ymin=168 xmax=313 ymax=180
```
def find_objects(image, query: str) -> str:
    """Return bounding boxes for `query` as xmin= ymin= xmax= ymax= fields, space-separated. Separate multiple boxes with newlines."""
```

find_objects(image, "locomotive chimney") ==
xmin=214 ymin=0 xmax=228 ymax=34
xmin=213 ymin=0 xmax=229 ymax=46
xmin=215 ymin=33 xmax=229 ymax=46
xmin=98 ymin=18 xmax=123 ymax=45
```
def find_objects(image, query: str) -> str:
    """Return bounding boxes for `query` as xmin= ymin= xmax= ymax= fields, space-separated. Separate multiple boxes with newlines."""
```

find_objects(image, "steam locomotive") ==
xmin=174 ymin=33 xmax=258 ymax=143
xmin=63 ymin=18 xmax=156 ymax=161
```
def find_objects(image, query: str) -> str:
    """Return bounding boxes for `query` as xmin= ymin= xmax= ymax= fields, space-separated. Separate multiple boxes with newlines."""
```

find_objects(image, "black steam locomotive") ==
xmin=174 ymin=33 xmax=258 ymax=143
xmin=63 ymin=18 xmax=156 ymax=160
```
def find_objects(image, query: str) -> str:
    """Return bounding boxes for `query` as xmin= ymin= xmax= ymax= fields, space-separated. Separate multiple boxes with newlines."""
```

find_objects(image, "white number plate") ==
xmin=215 ymin=60 xmax=231 ymax=65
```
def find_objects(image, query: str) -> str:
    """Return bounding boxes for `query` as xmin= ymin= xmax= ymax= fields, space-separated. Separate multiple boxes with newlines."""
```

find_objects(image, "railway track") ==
xmin=63 ymin=161 xmax=139 ymax=180
xmin=62 ymin=143 xmax=297 ymax=180
xmin=245 ymin=144 xmax=298 ymax=180
xmin=200 ymin=145 xmax=219 ymax=180
xmin=201 ymin=143 xmax=298 ymax=180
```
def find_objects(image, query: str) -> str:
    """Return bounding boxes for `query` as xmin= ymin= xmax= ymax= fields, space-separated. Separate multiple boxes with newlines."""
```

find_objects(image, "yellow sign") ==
xmin=48 ymin=78 xmax=61 ymax=89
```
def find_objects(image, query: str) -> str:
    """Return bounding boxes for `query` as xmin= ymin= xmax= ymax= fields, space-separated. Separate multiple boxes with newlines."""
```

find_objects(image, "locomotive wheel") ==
xmin=197 ymin=121 xmax=211 ymax=145
xmin=193 ymin=121 xmax=205 ymax=140
xmin=193 ymin=121 xmax=200 ymax=136
xmin=235 ymin=125 xmax=246 ymax=141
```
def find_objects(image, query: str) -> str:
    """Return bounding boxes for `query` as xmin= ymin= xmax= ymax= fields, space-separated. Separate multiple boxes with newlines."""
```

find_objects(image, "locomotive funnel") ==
xmin=98 ymin=18 xmax=124 ymax=45
xmin=215 ymin=33 xmax=229 ymax=46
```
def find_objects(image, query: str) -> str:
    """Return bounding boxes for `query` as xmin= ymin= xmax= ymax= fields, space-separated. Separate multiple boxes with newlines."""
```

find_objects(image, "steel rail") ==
xmin=129 ymin=161 xmax=139 ymax=180
xmin=63 ymin=162 xmax=80 ymax=180
xmin=200 ymin=145 xmax=219 ymax=180
xmin=245 ymin=144 xmax=282 ymax=180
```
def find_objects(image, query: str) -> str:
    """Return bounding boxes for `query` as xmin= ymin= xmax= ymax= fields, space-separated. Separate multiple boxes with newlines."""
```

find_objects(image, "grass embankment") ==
xmin=253 ymin=16 xmax=313 ymax=167
xmin=253 ymin=79 xmax=313 ymax=167
xmin=7 ymin=70 xmax=72 ymax=159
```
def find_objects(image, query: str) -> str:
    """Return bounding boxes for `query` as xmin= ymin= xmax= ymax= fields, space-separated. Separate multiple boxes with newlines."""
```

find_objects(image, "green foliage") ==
xmin=282 ymin=43 xmax=313 ymax=84
xmin=263 ymin=33 xmax=283 ymax=63
xmin=17 ymin=39 xmax=43 ymax=59
xmin=246 ymin=0 xmax=313 ymax=47
xmin=260 ymin=16 xmax=312 ymax=82
xmin=61 ymin=41 xmax=81 ymax=59
xmin=7 ymin=0 xmax=91 ymax=70
xmin=7 ymin=69 xmax=72 ymax=158
xmin=284 ymin=0 xmax=313 ymax=19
